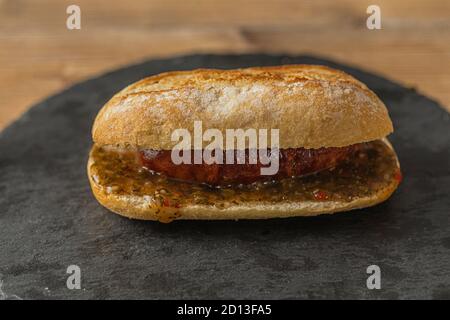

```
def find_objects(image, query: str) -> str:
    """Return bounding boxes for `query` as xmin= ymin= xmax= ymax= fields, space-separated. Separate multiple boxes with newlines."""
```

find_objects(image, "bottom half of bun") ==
xmin=87 ymin=139 xmax=401 ymax=222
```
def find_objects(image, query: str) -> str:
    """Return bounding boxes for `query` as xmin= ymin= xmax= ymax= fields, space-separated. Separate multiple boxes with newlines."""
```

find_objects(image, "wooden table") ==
xmin=1 ymin=0 xmax=449 ymax=129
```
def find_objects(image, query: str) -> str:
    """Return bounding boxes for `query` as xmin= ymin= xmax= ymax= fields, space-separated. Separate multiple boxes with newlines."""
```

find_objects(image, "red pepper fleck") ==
xmin=313 ymin=190 xmax=329 ymax=201
xmin=162 ymin=198 xmax=170 ymax=207
xmin=394 ymin=170 xmax=403 ymax=183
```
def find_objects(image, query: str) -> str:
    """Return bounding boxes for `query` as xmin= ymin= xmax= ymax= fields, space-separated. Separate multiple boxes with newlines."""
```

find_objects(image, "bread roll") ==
xmin=92 ymin=65 xmax=393 ymax=150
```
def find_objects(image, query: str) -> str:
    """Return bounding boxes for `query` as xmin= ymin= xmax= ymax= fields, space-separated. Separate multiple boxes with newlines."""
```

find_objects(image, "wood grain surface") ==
xmin=1 ymin=0 xmax=449 ymax=129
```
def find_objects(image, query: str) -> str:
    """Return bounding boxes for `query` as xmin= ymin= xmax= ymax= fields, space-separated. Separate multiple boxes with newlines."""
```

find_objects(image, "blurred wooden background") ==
xmin=0 ymin=0 xmax=449 ymax=129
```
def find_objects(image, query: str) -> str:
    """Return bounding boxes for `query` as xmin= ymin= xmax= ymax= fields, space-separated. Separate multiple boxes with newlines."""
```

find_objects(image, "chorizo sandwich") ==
xmin=88 ymin=65 xmax=401 ymax=222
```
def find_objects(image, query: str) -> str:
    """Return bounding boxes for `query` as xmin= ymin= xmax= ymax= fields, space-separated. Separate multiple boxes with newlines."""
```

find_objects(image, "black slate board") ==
xmin=0 ymin=54 xmax=449 ymax=300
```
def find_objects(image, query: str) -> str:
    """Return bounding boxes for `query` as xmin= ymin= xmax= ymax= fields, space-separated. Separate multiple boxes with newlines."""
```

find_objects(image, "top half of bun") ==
xmin=92 ymin=64 xmax=393 ymax=150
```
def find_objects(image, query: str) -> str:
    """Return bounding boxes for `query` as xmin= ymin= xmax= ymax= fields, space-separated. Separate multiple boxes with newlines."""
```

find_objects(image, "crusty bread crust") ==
xmin=92 ymin=65 xmax=393 ymax=150
xmin=87 ymin=139 xmax=400 ymax=222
